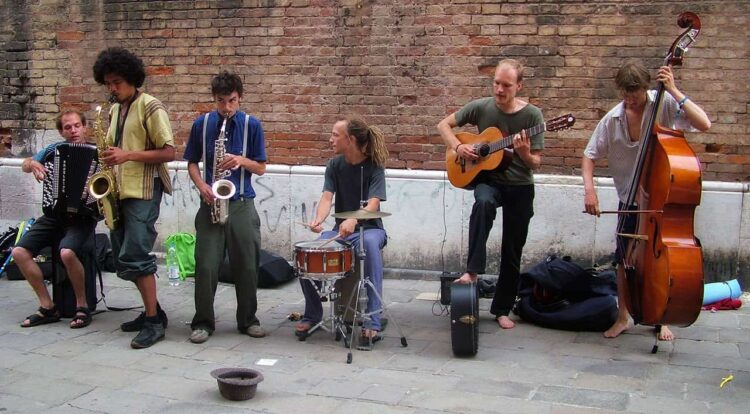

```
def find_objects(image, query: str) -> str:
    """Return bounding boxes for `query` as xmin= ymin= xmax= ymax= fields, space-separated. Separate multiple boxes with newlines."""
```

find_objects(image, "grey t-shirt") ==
xmin=455 ymin=97 xmax=544 ymax=185
xmin=323 ymin=155 xmax=386 ymax=231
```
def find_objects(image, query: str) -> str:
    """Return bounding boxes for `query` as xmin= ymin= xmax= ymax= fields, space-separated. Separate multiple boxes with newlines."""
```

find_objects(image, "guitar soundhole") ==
xmin=477 ymin=144 xmax=490 ymax=157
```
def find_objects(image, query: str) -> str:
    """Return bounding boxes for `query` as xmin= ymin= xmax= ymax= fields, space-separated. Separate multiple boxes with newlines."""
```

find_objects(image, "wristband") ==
xmin=455 ymin=143 xmax=462 ymax=152
xmin=678 ymin=96 xmax=690 ymax=109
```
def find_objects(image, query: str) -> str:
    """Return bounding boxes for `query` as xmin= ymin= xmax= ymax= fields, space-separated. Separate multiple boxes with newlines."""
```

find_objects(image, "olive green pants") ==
xmin=191 ymin=198 xmax=261 ymax=333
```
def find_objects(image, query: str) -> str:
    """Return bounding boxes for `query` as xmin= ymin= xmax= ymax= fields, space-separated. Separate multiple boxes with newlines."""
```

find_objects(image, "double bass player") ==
xmin=582 ymin=60 xmax=711 ymax=341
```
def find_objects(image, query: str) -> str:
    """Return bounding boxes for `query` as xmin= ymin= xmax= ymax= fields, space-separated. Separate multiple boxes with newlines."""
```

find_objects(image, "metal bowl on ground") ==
xmin=210 ymin=367 xmax=264 ymax=401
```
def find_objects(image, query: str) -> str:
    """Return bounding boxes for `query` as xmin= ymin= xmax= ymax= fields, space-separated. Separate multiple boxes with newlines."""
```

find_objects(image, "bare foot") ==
xmin=362 ymin=328 xmax=380 ymax=339
xmin=658 ymin=325 xmax=674 ymax=341
xmin=496 ymin=315 xmax=515 ymax=329
xmin=454 ymin=272 xmax=477 ymax=284
xmin=603 ymin=320 xmax=631 ymax=338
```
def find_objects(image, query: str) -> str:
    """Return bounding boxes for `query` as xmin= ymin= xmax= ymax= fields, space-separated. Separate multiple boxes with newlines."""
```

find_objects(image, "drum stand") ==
xmin=342 ymin=224 xmax=408 ymax=364
xmin=296 ymin=276 xmax=350 ymax=345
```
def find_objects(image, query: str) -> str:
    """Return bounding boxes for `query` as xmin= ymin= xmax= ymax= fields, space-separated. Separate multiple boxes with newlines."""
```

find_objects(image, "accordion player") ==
xmin=41 ymin=142 xmax=101 ymax=219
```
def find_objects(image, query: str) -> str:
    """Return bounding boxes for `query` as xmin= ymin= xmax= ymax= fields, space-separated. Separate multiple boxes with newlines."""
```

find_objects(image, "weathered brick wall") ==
xmin=1 ymin=0 xmax=748 ymax=181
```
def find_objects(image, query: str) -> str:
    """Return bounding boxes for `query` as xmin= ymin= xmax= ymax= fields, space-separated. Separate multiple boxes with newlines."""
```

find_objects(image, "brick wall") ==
xmin=1 ymin=0 xmax=748 ymax=181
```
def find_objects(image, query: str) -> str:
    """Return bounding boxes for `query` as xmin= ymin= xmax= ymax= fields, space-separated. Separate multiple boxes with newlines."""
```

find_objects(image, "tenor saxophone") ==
xmin=87 ymin=98 xmax=120 ymax=230
xmin=210 ymin=114 xmax=236 ymax=224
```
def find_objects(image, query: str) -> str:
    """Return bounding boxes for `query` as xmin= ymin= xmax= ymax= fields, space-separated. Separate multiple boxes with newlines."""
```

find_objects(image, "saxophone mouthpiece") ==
xmin=108 ymin=95 xmax=117 ymax=104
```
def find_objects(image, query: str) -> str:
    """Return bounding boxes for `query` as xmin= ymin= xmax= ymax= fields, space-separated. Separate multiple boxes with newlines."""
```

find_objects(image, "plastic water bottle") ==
xmin=166 ymin=240 xmax=180 ymax=286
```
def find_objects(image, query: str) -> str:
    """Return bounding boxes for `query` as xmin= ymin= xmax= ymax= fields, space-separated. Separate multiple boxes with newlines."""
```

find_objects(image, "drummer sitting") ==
xmin=297 ymin=115 xmax=389 ymax=350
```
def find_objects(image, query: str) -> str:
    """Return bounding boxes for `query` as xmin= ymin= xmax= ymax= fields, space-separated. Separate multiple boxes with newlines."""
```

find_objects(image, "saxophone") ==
xmin=87 ymin=98 xmax=120 ymax=230
xmin=210 ymin=114 xmax=236 ymax=224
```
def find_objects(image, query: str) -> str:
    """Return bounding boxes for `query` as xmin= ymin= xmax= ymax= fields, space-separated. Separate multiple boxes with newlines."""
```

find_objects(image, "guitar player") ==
xmin=437 ymin=58 xmax=544 ymax=330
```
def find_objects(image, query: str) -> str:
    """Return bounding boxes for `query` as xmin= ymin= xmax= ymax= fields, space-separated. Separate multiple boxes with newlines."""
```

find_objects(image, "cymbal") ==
xmin=331 ymin=209 xmax=392 ymax=220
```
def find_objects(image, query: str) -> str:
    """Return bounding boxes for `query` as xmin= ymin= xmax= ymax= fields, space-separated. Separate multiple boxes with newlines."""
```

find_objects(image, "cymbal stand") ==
xmin=344 ymin=223 xmax=408 ymax=364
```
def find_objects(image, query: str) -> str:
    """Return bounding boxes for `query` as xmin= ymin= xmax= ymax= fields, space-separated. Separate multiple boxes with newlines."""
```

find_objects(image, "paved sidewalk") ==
xmin=0 ymin=269 xmax=748 ymax=413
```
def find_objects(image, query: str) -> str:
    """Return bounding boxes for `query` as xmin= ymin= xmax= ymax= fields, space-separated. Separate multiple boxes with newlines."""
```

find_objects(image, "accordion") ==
xmin=41 ymin=142 xmax=100 ymax=218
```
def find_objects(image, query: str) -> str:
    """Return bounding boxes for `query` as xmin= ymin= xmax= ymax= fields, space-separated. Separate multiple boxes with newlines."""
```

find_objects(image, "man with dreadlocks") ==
xmin=296 ymin=115 xmax=390 ymax=350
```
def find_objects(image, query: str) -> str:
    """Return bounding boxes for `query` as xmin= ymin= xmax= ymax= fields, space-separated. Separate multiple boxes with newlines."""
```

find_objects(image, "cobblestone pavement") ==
xmin=1 ymin=269 xmax=748 ymax=413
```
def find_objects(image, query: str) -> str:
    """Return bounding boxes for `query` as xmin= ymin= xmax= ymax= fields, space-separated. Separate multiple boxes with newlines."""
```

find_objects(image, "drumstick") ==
xmin=296 ymin=221 xmax=313 ymax=229
xmin=318 ymin=235 xmax=339 ymax=248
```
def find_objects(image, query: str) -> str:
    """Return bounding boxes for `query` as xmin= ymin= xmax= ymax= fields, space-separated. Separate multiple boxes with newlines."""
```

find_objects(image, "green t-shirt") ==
xmin=455 ymin=97 xmax=544 ymax=185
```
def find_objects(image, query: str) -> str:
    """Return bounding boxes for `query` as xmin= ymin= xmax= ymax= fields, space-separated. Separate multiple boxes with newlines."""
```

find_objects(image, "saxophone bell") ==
xmin=89 ymin=172 xmax=113 ymax=199
xmin=212 ymin=179 xmax=236 ymax=200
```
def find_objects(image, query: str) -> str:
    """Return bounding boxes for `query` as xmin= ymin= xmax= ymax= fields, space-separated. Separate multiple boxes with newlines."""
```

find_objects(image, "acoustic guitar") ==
xmin=445 ymin=114 xmax=576 ymax=189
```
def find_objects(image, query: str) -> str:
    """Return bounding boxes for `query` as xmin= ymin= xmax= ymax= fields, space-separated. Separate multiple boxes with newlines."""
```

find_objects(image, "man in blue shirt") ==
xmin=184 ymin=71 xmax=268 ymax=343
xmin=14 ymin=110 xmax=96 ymax=329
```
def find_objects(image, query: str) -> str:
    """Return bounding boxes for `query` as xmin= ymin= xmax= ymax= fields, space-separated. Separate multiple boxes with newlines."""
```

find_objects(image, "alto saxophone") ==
xmin=87 ymin=98 xmax=120 ymax=230
xmin=210 ymin=114 xmax=236 ymax=224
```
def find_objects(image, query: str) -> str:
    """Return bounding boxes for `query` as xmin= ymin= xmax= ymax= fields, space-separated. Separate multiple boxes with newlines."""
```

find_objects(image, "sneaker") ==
xmin=189 ymin=328 xmax=210 ymax=344
xmin=121 ymin=307 xmax=168 ymax=332
xmin=245 ymin=324 xmax=266 ymax=338
xmin=130 ymin=320 xmax=165 ymax=349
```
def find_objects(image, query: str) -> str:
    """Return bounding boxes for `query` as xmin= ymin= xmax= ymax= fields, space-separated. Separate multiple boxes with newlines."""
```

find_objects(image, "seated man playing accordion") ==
xmin=13 ymin=110 xmax=97 ymax=329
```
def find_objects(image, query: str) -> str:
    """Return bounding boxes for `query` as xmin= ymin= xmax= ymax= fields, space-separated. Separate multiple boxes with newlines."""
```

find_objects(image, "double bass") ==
xmin=618 ymin=12 xmax=704 ymax=346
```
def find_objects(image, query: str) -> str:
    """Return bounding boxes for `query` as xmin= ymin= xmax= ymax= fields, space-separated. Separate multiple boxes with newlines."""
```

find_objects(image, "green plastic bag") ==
xmin=164 ymin=233 xmax=196 ymax=280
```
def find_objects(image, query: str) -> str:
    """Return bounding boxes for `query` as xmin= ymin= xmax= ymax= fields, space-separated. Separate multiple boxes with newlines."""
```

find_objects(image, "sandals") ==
xmin=357 ymin=329 xmax=383 ymax=351
xmin=20 ymin=306 xmax=61 ymax=328
xmin=295 ymin=321 xmax=312 ymax=333
xmin=295 ymin=321 xmax=315 ymax=339
xmin=70 ymin=307 xmax=92 ymax=329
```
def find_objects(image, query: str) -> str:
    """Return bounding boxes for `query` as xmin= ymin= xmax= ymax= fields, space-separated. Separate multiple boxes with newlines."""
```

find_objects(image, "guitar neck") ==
xmin=487 ymin=123 xmax=545 ymax=154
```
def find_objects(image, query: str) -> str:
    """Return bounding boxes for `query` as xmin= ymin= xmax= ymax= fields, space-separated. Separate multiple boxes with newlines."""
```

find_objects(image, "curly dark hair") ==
xmin=211 ymin=71 xmax=243 ymax=97
xmin=92 ymin=47 xmax=146 ymax=88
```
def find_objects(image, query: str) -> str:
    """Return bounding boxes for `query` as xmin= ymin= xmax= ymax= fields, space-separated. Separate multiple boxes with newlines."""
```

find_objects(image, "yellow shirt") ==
xmin=106 ymin=92 xmax=174 ymax=200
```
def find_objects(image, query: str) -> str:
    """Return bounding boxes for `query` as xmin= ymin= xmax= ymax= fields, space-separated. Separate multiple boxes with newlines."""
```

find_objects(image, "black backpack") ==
xmin=0 ymin=226 xmax=18 ymax=265
xmin=94 ymin=233 xmax=116 ymax=273
xmin=517 ymin=255 xmax=618 ymax=331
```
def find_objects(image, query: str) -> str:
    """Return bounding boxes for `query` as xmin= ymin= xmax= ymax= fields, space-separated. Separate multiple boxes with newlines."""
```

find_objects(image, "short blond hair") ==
xmin=497 ymin=59 xmax=524 ymax=83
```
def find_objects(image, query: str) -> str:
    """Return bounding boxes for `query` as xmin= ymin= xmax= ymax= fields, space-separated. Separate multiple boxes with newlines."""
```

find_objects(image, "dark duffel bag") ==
xmin=219 ymin=249 xmax=295 ymax=288
xmin=517 ymin=255 xmax=618 ymax=332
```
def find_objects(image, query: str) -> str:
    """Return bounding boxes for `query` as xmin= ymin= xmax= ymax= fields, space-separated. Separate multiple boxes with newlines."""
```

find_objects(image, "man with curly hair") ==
xmin=92 ymin=47 xmax=175 ymax=349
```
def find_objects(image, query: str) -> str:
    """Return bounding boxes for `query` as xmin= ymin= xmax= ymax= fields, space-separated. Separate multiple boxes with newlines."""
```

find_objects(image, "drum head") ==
xmin=294 ymin=239 xmax=351 ymax=251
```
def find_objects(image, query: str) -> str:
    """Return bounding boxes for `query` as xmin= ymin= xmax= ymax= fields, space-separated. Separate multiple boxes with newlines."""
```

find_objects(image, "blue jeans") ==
xmin=299 ymin=228 xmax=387 ymax=331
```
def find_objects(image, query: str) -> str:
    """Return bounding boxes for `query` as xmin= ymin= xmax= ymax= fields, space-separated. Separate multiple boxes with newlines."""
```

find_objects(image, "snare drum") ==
xmin=294 ymin=239 xmax=354 ymax=280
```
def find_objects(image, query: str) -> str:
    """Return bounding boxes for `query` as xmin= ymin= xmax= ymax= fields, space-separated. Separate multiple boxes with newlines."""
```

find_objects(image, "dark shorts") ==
xmin=110 ymin=179 xmax=163 ymax=281
xmin=15 ymin=214 xmax=96 ymax=257
xmin=614 ymin=202 xmax=637 ymax=263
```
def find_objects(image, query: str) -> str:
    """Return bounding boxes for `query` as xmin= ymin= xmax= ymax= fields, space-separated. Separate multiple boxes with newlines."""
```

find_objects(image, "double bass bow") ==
xmin=618 ymin=12 xmax=704 ymax=336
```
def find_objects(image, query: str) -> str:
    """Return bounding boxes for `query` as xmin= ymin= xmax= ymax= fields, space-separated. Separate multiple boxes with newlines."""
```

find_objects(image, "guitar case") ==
xmin=450 ymin=282 xmax=479 ymax=356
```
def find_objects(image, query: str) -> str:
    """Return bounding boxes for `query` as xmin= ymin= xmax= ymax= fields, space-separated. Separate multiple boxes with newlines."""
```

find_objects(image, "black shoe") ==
xmin=130 ymin=320 xmax=165 ymax=349
xmin=121 ymin=307 xmax=168 ymax=332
